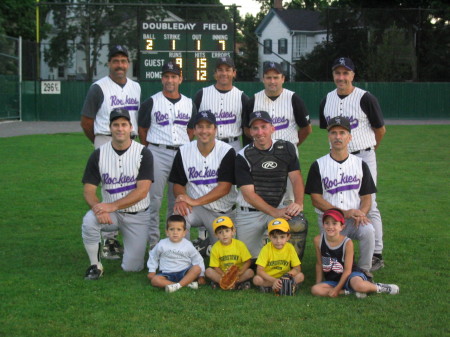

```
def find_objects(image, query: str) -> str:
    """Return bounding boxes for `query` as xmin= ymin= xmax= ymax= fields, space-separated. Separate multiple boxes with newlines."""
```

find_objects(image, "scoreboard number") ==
xmin=218 ymin=40 xmax=226 ymax=51
xmin=146 ymin=39 xmax=154 ymax=51
xmin=196 ymin=70 xmax=207 ymax=81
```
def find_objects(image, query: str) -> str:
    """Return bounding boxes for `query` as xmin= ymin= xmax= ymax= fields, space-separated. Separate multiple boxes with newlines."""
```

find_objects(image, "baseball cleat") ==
xmin=101 ymin=239 xmax=122 ymax=260
xmin=84 ymin=264 xmax=103 ymax=280
xmin=370 ymin=256 xmax=385 ymax=272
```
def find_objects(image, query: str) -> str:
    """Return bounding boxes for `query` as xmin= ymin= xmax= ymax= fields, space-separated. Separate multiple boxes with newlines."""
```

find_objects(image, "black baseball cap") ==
xmin=332 ymin=57 xmax=355 ymax=72
xmin=263 ymin=61 xmax=283 ymax=75
xmin=194 ymin=110 xmax=217 ymax=126
xmin=110 ymin=108 xmax=131 ymax=123
xmin=216 ymin=56 xmax=235 ymax=69
xmin=248 ymin=110 xmax=272 ymax=126
xmin=108 ymin=45 xmax=129 ymax=61
xmin=162 ymin=60 xmax=181 ymax=76
xmin=327 ymin=116 xmax=351 ymax=132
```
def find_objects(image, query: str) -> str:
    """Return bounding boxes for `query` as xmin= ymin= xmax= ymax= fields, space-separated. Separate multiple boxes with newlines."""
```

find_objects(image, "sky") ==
xmin=220 ymin=0 xmax=261 ymax=17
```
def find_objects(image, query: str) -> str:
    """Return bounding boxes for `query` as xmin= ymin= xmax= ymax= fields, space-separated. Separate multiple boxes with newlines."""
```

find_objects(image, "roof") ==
xmin=255 ymin=8 xmax=325 ymax=35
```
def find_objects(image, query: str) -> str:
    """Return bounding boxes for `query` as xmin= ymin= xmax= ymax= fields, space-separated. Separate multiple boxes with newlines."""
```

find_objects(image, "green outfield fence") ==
xmin=18 ymin=80 xmax=449 ymax=121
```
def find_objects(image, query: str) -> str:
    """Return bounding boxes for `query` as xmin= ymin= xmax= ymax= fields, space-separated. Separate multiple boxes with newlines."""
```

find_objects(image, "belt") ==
xmin=240 ymin=206 xmax=258 ymax=212
xmin=120 ymin=207 xmax=149 ymax=215
xmin=149 ymin=143 xmax=179 ymax=151
xmin=218 ymin=205 xmax=236 ymax=214
xmin=219 ymin=136 xmax=239 ymax=143
xmin=351 ymin=147 xmax=372 ymax=155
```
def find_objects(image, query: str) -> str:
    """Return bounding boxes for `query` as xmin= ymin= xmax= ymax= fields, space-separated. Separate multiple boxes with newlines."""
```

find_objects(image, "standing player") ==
xmin=193 ymin=56 xmax=249 ymax=152
xmin=244 ymin=61 xmax=312 ymax=148
xmin=319 ymin=57 xmax=386 ymax=271
xmin=138 ymin=61 xmax=196 ymax=249
xmin=80 ymin=45 xmax=140 ymax=259
xmin=82 ymin=108 xmax=153 ymax=280
xmin=168 ymin=110 xmax=237 ymax=242
xmin=305 ymin=116 xmax=376 ymax=274
xmin=235 ymin=111 xmax=305 ymax=259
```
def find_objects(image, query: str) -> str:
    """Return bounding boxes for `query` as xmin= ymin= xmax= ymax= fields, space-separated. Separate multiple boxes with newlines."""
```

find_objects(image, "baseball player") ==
xmin=305 ymin=116 xmax=376 ymax=273
xmin=80 ymin=45 xmax=141 ymax=259
xmin=168 ymin=110 xmax=237 ymax=243
xmin=319 ymin=57 xmax=386 ymax=271
xmin=235 ymin=110 xmax=305 ymax=258
xmin=138 ymin=60 xmax=196 ymax=248
xmin=193 ymin=56 xmax=249 ymax=152
xmin=82 ymin=108 xmax=153 ymax=280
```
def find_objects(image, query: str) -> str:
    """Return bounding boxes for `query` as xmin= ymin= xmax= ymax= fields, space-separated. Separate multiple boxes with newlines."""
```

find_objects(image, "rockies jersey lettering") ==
xmin=323 ymin=87 xmax=377 ymax=152
xmin=179 ymin=140 xmax=236 ymax=212
xmin=316 ymin=154 xmax=363 ymax=214
xmin=199 ymin=85 xmax=243 ymax=138
xmin=320 ymin=233 xmax=350 ymax=282
xmin=253 ymin=89 xmax=298 ymax=144
xmin=99 ymin=141 xmax=149 ymax=212
xmin=94 ymin=76 xmax=140 ymax=135
xmin=146 ymin=92 xmax=193 ymax=146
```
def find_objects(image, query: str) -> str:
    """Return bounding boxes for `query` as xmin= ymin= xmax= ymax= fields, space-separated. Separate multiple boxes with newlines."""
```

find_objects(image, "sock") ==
xmin=85 ymin=242 xmax=101 ymax=266
xmin=373 ymin=253 xmax=383 ymax=259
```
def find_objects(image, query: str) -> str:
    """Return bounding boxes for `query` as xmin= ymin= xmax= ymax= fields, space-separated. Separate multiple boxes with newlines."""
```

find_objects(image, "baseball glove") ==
xmin=219 ymin=265 xmax=240 ymax=290
xmin=288 ymin=212 xmax=309 ymax=260
xmin=278 ymin=273 xmax=297 ymax=296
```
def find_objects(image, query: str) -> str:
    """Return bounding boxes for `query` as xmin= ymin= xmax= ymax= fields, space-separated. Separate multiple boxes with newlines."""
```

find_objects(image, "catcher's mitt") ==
xmin=219 ymin=265 xmax=240 ymax=290
xmin=288 ymin=212 xmax=309 ymax=260
xmin=278 ymin=273 xmax=297 ymax=296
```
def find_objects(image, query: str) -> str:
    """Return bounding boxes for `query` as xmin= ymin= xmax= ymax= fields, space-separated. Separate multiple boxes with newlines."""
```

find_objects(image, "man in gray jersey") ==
xmin=82 ymin=108 xmax=153 ymax=280
xmin=319 ymin=57 xmax=386 ymax=272
xmin=80 ymin=45 xmax=141 ymax=259
xmin=193 ymin=56 xmax=249 ymax=152
xmin=305 ymin=116 xmax=376 ymax=274
xmin=138 ymin=61 xmax=196 ymax=249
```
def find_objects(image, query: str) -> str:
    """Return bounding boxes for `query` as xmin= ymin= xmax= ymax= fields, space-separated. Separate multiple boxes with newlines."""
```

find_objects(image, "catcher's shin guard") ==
xmin=288 ymin=212 xmax=308 ymax=260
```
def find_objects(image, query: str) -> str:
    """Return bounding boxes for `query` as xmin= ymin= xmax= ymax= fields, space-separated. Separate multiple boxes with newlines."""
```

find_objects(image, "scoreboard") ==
xmin=139 ymin=21 xmax=234 ymax=81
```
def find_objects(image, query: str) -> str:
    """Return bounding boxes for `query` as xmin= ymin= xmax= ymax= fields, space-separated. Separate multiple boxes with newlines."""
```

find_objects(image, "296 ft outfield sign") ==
xmin=139 ymin=21 xmax=234 ymax=81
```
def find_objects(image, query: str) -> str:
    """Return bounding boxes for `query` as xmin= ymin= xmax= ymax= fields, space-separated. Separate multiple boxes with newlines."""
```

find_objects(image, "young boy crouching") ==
xmin=205 ymin=216 xmax=254 ymax=290
xmin=147 ymin=215 xmax=205 ymax=293
xmin=253 ymin=218 xmax=304 ymax=293
xmin=311 ymin=208 xmax=399 ymax=298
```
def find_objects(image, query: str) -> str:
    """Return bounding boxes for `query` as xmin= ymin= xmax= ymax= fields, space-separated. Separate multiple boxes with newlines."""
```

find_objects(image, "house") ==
xmin=255 ymin=7 xmax=326 ymax=81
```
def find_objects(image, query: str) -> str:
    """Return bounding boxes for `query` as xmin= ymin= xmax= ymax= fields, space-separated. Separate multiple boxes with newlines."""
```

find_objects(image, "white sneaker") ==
xmin=376 ymin=283 xmax=400 ymax=295
xmin=187 ymin=281 xmax=198 ymax=290
xmin=165 ymin=283 xmax=181 ymax=293
xmin=355 ymin=292 xmax=368 ymax=299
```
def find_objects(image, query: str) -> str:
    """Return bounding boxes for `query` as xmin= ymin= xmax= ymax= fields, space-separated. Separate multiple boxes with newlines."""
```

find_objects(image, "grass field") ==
xmin=0 ymin=125 xmax=448 ymax=337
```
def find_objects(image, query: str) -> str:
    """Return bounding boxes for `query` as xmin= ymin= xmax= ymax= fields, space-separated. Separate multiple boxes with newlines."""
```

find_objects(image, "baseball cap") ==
xmin=268 ymin=218 xmax=290 ymax=234
xmin=216 ymin=56 xmax=235 ymax=68
xmin=110 ymin=108 xmax=131 ymax=122
xmin=108 ymin=45 xmax=129 ymax=61
xmin=162 ymin=60 xmax=181 ymax=76
xmin=327 ymin=116 xmax=351 ymax=133
xmin=322 ymin=209 xmax=345 ymax=224
xmin=263 ymin=61 xmax=283 ymax=75
xmin=212 ymin=216 xmax=234 ymax=232
xmin=194 ymin=110 xmax=217 ymax=126
xmin=332 ymin=57 xmax=355 ymax=72
xmin=248 ymin=110 xmax=272 ymax=126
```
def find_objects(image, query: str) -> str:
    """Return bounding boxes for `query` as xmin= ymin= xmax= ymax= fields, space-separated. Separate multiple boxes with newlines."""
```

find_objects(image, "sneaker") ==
xmin=210 ymin=281 xmax=218 ymax=290
xmin=165 ymin=283 xmax=182 ymax=293
xmin=187 ymin=281 xmax=198 ymax=290
xmin=236 ymin=281 xmax=252 ymax=290
xmin=355 ymin=292 xmax=368 ymax=299
xmin=260 ymin=286 xmax=272 ymax=293
xmin=370 ymin=256 xmax=385 ymax=272
xmin=101 ymin=239 xmax=122 ymax=260
xmin=376 ymin=283 xmax=400 ymax=295
xmin=84 ymin=264 xmax=103 ymax=280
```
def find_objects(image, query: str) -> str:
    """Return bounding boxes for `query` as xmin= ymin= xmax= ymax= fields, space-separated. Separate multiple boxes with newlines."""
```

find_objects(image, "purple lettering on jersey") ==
xmin=105 ymin=184 xmax=137 ymax=194
xmin=174 ymin=111 xmax=190 ymax=125
xmin=110 ymin=95 xmax=138 ymax=108
xmin=325 ymin=115 xmax=359 ymax=129
xmin=272 ymin=115 xmax=289 ymax=130
xmin=215 ymin=110 xmax=237 ymax=125
xmin=322 ymin=173 xmax=361 ymax=195
xmin=102 ymin=173 xmax=137 ymax=185
xmin=192 ymin=178 xmax=218 ymax=185
xmin=188 ymin=166 xmax=218 ymax=179
xmin=154 ymin=111 xmax=170 ymax=126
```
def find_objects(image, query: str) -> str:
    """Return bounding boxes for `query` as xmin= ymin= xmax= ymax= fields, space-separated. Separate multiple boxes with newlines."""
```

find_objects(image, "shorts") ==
xmin=157 ymin=267 xmax=191 ymax=283
xmin=322 ymin=272 xmax=368 ymax=292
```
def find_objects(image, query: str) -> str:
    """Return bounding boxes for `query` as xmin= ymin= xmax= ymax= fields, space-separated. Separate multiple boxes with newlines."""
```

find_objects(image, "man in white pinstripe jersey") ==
xmin=168 ymin=110 xmax=237 ymax=244
xmin=193 ymin=56 xmax=249 ymax=152
xmin=82 ymin=108 xmax=153 ymax=280
xmin=138 ymin=61 xmax=196 ymax=249
xmin=319 ymin=57 xmax=386 ymax=272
